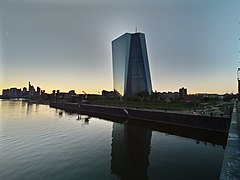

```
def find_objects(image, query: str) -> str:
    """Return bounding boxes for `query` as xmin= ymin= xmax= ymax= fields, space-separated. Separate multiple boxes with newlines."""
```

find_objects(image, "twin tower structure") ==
xmin=112 ymin=32 xmax=152 ymax=97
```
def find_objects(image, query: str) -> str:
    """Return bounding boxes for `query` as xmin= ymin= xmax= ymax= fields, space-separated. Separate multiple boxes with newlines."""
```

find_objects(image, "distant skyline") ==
xmin=0 ymin=0 xmax=240 ymax=95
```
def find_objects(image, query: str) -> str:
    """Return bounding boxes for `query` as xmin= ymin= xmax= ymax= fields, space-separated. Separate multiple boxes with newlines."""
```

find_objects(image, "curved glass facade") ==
xmin=112 ymin=32 xmax=152 ymax=96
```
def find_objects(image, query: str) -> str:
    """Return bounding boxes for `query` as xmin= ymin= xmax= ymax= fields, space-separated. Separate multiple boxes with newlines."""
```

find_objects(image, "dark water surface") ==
xmin=0 ymin=100 xmax=225 ymax=180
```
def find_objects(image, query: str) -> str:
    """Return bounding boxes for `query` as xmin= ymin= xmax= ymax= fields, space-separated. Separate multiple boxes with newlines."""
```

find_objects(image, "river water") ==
xmin=0 ymin=100 xmax=225 ymax=180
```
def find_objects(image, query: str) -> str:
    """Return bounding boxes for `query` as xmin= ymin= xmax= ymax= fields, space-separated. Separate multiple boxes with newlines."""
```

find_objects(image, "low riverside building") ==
xmin=55 ymin=90 xmax=79 ymax=102
xmin=153 ymin=91 xmax=180 ymax=102
xmin=102 ymin=90 xmax=115 ymax=97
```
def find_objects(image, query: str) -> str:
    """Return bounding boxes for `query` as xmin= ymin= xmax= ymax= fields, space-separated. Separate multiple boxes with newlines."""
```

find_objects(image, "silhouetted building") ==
xmin=28 ymin=82 xmax=35 ymax=97
xmin=54 ymin=90 xmax=77 ymax=102
xmin=10 ymin=88 xmax=22 ymax=97
xmin=37 ymin=87 xmax=41 ymax=96
xmin=16 ymin=88 xmax=22 ymax=97
xmin=179 ymin=87 xmax=187 ymax=98
xmin=22 ymin=87 xmax=27 ymax=97
xmin=9 ymin=88 xmax=17 ymax=97
xmin=2 ymin=82 xmax=42 ymax=98
xmin=112 ymin=32 xmax=152 ymax=96
xmin=40 ymin=91 xmax=50 ymax=100
xmin=2 ymin=88 xmax=22 ymax=98
xmin=56 ymin=92 xmax=69 ymax=101
xmin=2 ymin=89 xmax=10 ymax=97
xmin=69 ymin=90 xmax=76 ymax=96
xmin=102 ymin=90 xmax=115 ymax=97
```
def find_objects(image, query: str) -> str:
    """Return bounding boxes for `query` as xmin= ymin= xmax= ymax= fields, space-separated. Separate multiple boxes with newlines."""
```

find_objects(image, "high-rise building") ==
xmin=179 ymin=87 xmax=187 ymax=98
xmin=28 ymin=82 xmax=35 ymax=97
xmin=112 ymin=32 xmax=152 ymax=96
xmin=37 ymin=86 xmax=41 ymax=96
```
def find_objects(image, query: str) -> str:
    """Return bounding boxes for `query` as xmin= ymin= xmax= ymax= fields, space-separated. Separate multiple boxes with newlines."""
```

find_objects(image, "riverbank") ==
xmin=50 ymin=102 xmax=231 ymax=133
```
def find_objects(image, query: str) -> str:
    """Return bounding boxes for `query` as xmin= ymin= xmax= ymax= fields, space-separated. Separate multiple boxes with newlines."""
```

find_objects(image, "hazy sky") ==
xmin=0 ymin=0 xmax=240 ymax=94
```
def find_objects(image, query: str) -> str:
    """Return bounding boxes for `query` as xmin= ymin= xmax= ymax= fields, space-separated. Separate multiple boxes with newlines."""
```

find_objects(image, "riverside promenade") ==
xmin=220 ymin=102 xmax=240 ymax=179
xmin=50 ymin=102 xmax=230 ymax=133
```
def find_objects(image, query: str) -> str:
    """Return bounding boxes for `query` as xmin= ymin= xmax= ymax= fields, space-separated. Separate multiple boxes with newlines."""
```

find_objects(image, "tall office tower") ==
xmin=179 ymin=87 xmax=187 ymax=98
xmin=28 ymin=82 xmax=35 ymax=97
xmin=112 ymin=32 xmax=152 ymax=96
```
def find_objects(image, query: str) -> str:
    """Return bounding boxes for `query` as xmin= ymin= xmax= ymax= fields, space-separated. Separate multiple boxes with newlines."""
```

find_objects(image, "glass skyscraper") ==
xmin=112 ymin=32 xmax=152 ymax=96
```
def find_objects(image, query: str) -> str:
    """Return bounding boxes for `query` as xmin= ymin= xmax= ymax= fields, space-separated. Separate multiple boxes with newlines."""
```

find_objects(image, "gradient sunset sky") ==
xmin=0 ymin=0 xmax=240 ymax=94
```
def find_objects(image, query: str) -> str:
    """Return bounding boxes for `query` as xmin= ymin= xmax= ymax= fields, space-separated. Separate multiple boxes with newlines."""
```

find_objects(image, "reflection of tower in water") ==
xmin=111 ymin=123 xmax=152 ymax=180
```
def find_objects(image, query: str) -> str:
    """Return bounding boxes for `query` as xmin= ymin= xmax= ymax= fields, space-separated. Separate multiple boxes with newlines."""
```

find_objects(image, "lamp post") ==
xmin=238 ymin=68 xmax=240 ymax=100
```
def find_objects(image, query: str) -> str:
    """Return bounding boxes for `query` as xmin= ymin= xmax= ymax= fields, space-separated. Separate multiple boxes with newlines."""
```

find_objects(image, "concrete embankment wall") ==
xmin=50 ymin=102 xmax=230 ymax=132
xmin=127 ymin=108 xmax=230 ymax=132
xmin=220 ymin=103 xmax=240 ymax=179
xmin=50 ymin=102 xmax=128 ymax=123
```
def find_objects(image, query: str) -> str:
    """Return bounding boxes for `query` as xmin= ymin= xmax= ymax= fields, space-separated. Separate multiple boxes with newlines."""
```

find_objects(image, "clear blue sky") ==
xmin=0 ymin=0 xmax=240 ymax=94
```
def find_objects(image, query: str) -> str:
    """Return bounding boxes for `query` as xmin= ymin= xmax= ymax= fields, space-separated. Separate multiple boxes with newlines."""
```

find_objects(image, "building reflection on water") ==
xmin=111 ymin=123 xmax=152 ymax=180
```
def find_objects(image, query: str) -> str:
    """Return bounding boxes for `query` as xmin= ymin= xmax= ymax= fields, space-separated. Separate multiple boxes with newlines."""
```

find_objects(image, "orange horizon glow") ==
xmin=0 ymin=82 xmax=237 ymax=96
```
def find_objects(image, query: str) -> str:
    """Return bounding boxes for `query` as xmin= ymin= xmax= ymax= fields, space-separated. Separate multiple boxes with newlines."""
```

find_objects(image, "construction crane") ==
xmin=82 ymin=91 xmax=88 ymax=99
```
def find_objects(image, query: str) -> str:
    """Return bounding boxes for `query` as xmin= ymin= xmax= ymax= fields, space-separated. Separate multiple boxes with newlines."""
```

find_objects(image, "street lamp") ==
xmin=237 ymin=68 xmax=240 ymax=100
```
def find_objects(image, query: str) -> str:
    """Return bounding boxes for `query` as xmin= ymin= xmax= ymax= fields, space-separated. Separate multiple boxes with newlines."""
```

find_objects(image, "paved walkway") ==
xmin=220 ymin=102 xmax=240 ymax=179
